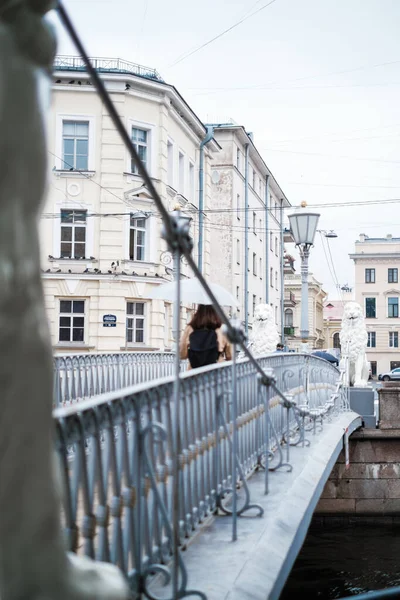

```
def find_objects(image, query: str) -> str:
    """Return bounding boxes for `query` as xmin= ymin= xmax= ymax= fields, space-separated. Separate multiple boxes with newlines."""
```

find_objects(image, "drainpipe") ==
xmin=198 ymin=125 xmax=214 ymax=274
xmin=265 ymin=174 xmax=270 ymax=304
xmin=280 ymin=198 xmax=285 ymax=344
xmin=244 ymin=143 xmax=250 ymax=335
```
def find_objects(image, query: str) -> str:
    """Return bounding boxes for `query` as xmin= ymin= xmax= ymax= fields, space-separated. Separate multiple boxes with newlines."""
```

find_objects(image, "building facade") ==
xmin=283 ymin=254 xmax=326 ymax=350
xmin=41 ymin=56 xmax=219 ymax=354
xmin=206 ymin=123 xmax=291 ymax=336
xmin=323 ymin=289 xmax=354 ymax=357
xmin=350 ymin=233 xmax=400 ymax=377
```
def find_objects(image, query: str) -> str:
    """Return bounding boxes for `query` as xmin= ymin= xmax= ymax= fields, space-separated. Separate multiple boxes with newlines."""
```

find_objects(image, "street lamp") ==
xmin=288 ymin=206 xmax=320 ymax=350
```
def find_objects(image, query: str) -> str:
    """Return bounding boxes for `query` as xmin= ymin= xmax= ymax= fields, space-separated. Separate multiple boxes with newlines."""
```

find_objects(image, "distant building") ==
xmin=206 ymin=123 xmax=291 ymax=335
xmin=41 ymin=56 xmax=219 ymax=353
xmin=284 ymin=254 xmax=326 ymax=350
xmin=350 ymin=233 xmax=400 ymax=377
xmin=323 ymin=289 xmax=354 ymax=355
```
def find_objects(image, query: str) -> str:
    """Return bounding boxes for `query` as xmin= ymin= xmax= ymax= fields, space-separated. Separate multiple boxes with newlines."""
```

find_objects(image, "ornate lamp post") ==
xmin=288 ymin=205 xmax=320 ymax=351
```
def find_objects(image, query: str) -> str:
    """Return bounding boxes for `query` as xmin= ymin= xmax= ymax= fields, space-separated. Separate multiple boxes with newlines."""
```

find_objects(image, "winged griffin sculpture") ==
xmin=0 ymin=1 xmax=128 ymax=597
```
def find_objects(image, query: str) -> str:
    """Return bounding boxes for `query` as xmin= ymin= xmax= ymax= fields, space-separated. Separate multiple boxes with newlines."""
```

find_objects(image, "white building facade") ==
xmin=206 ymin=124 xmax=291 ymax=336
xmin=350 ymin=233 xmax=400 ymax=376
xmin=41 ymin=56 xmax=219 ymax=354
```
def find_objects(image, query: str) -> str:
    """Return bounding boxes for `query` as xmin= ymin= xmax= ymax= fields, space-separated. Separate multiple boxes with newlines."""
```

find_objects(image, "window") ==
xmin=129 ymin=216 xmax=146 ymax=261
xmin=253 ymin=295 xmax=257 ymax=316
xmin=389 ymin=331 xmax=399 ymax=348
xmin=236 ymin=147 xmax=240 ymax=170
xmin=237 ymin=194 xmax=240 ymax=220
xmin=167 ymin=140 xmax=174 ymax=186
xmin=259 ymin=218 xmax=262 ymax=236
xmin=367 ymin=332 xmax=376 ymax=348
xmin=189 ymin=162 xmax=195 ymax=201
xmin=59 ymin=300 xmax=85 ymax=343
xmin=253 ymin=253 xmax=257 ymax=275
xmin=333 ymin=332 xmax=341 ymax=349
xmin=236 ymin=239 xmax=240 ymax=264
xmin=252 ymin=170 xmax=256 ymax=189
xmin=236 ymin=286 xmax=240 ymax=300
xmin=131 ymin=127 xmax=147 ymax=174
xmin=126 ymin=302 xmax=146 ymax=344
xmin=270 ymin=267 xmax=273 ymax=287
xmin=179 ymin=151 xmax=184 ymax=193
xmin=259 ymin=257 xmax=262 ymax=278
xmin=275 ymin=270 xmax=278 ymax=290
xmin=365 ymin=268 xmax=375 ymax=283
xmin=270 ymin=231 xmax=273 ymax=251
xmin=275 ymin=237 xmax=278 ymax=256
xmin=389 ymin=268 xmax=398 ymax=283
xmin=62 ymin=120 xmax=89 ymax=170
xmin=259 ymin=179 xmax=262 ymax=196
xmin=253 ymin=212 xmax=256 ymax=234
xmin=60 ymin=209 xmax=87 ymax=259
xmin=365 ymin=297 xmax=376 ymax=318
xmin=285 ymin=309 xmax=293 ymax=327
xmin=388 ymin=297 xmax=399 ymax=318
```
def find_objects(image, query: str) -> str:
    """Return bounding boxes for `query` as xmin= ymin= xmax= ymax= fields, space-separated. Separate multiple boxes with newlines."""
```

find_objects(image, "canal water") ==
xmin=280 ymin=523 xmax=400 ymax=598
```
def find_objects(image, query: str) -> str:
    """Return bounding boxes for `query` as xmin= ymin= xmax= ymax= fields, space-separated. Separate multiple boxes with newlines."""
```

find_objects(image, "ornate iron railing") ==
xmin=54 ymin=353 xmax=344 ymax=598
xmin=53 ymin=352 xmax=188 ymax=408
xmin=53 ymin=55 xmax=163 ymax=81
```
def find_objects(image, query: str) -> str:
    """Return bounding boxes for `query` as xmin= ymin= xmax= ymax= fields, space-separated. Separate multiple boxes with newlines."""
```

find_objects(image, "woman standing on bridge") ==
xmin=180 ymin=304 xmax=232 ymax=369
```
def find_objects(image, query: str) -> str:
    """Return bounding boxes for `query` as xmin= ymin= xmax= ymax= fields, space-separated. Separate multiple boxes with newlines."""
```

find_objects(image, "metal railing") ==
xmin=53 ymin=352 xmax=188 ymax=408
xmin=54 ymin=353 xmax=344 ymax=598
xmin=53 ymin=55 xmax=163 ymax=81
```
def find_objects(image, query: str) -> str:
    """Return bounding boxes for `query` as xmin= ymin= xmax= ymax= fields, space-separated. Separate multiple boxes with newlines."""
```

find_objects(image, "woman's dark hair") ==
xmin=189 ymin=304 xmax=222 ymax=330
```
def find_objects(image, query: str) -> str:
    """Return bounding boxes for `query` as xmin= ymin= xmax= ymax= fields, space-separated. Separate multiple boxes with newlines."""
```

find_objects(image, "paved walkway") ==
xmin=151 ymin=411 xmax=362 ymax=600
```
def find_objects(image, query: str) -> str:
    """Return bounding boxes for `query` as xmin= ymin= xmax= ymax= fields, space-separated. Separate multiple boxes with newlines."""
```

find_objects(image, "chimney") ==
xmin=359 ymin=233 xmax=367 ymax=242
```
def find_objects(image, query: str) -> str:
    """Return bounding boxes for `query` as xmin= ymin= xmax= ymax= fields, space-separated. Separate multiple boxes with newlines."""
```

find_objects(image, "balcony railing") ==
xmin=54 ymin=353 xmax=344 ymax=597
xmin=53 ymin=55 xmax=163 ymax=82
xmin=284 ymin=326 xmax=295 ymax=336
xmin=53 ymin=352 xmax=188 ymax=407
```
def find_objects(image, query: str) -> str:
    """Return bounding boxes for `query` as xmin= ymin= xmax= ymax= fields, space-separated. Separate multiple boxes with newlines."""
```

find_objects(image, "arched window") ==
xmin=333 ymin=332 xmax=341 ymax=349
xmin=285 ymin=309 xmax=293 ymax=327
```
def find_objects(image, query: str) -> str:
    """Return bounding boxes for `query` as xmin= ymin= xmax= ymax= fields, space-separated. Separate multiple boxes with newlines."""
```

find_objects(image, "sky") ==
xmin=48 ymin=0 xmax=400 ymax=299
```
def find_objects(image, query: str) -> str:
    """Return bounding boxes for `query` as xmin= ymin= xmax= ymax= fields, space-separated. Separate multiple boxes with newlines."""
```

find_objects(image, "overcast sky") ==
xmin=49 ymin=0 xmax=400 ymax=298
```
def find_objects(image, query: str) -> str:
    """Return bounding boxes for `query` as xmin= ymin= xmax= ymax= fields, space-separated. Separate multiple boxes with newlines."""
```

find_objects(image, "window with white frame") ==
xmin=167 ymin=140 xmax=174 ymax=186
xmin=129 ymin=216 xmax=146 ymax=261
xmin=131 ymin=127 xmax=148 ymax=174
xmin=236 ymin=239 xmax=240 ymax=264
xmin=367 ymin=331 xmax=376 ymax=348
xmin=253 ymin=252 xmax=257 ymax=275
xmin=285 ymin=309 xmax=293 ymax=327
xmin=270 ymin=231 xmax=273 ymax=251
xmin=179 ymin=151 xmax=185 ymax=194
xmin=60 ymin=209 xmax=87 ymax=259
xmin=59 ymin=299 xmax=85 ymax=343
xmin=275 ymin=237 xmax=278 ymax=256
xmin=389 ymin=331 xmax=399 ymax=348
xmin=62 ymin=120 xmax=89 ymax=171
xmin=388 ymin=297 xmax=399 ymax=318
xmin=126 ymin=302 xmax=146 ymax=344
xmin=253 ymin=212 xmax=256 ymax=234
xmin=252 ymin=169 xmax=256 ymax=189
xmin=237 ymin=194 xmax=241 ymax=220
xmin=270 ymin=267 xmax=273 ymax=287
xmin=189 ymin=162 xmax=195 ymax=201
xmin=275 ymin=270 xmax=278 ymax=290
xmin=389 ymin=268 xmax=398 ymax=283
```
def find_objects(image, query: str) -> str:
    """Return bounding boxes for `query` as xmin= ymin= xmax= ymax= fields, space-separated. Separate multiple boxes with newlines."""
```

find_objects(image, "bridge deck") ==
xmin=151 ymin=411 xmax=362 ymax=600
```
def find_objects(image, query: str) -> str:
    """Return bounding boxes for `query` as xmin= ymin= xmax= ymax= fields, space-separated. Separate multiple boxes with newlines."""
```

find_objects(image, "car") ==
xmin=378 ymin=367 xmax=400 ymax=381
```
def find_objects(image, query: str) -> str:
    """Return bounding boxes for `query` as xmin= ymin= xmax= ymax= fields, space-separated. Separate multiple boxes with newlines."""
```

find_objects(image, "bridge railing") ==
xmin=53 ymin=353 xmax=342 ymax=597
xmin=53 ymin=352 xmax=188 ymax=407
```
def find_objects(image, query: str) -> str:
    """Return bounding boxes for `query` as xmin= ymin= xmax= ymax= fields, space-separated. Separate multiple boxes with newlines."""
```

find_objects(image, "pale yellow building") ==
xmin=283 ymin=254 xmax=327 ymax=350
xmin=350 ymin=233 xmax=400 ymax=377
xmin=41 ymin=56 xmax=219 ymax=354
